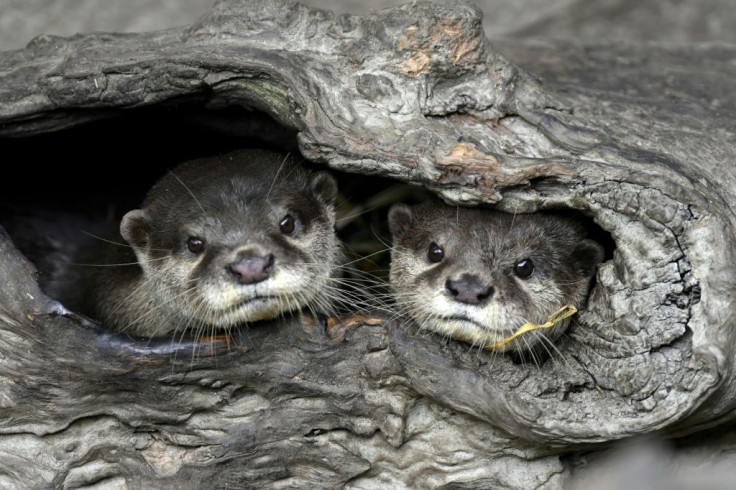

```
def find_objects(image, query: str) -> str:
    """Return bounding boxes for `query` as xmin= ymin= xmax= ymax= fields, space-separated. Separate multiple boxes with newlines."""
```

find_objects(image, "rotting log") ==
xmin=1 ymin=0 xmax=735 ymax=487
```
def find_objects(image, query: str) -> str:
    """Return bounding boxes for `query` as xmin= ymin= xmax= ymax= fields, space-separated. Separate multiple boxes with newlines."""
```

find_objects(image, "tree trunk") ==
xmin=0 ymin=0 xmax=734 ymax=487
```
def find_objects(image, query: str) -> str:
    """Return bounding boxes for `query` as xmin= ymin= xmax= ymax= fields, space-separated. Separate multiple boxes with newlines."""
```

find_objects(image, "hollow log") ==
xmin=1 ymin=0 xmax=735 ymax=487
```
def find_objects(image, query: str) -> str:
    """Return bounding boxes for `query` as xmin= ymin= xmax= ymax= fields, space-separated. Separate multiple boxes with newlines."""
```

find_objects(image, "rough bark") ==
xmin=0 ymin=0 xmax=734 ymax=487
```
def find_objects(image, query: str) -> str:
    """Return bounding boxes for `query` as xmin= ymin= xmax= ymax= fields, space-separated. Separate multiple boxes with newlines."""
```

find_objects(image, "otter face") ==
xmin=117 ymin=150 xmax=340 ymax=336
xmin=388 ymin=201 xmax=603 ymax=353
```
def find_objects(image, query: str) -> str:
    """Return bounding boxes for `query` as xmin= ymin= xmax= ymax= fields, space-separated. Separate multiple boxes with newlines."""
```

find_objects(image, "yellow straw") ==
xmin=483 ymin=304 xmax=577 ymax=350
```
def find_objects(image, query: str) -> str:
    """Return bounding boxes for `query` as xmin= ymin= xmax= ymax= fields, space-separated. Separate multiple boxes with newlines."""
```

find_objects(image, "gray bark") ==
xmin=0 ymin=0 xmax=734 ymax=487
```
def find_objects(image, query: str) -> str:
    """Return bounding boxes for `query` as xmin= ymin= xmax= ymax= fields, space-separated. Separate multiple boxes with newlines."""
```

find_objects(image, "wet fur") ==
xmin=388 ymin=200 xmax=604 ymax=355
xmin=81 ymin=149 xmax=341 ymax=338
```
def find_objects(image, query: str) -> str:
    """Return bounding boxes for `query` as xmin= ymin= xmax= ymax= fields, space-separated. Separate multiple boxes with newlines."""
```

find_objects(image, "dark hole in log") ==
xmin=540 ymin=207 xmax=616 ymax=263
xmin=0 ymin=104 xmax=298 ymax=214
xmin=0 ymin=103 xmax=435 ymax=327
xmin=0 ymin=102 xmax=615 ymax=355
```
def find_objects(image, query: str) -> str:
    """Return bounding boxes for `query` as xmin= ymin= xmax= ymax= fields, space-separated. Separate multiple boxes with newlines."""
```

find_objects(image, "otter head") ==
xmin=388 ymin=200 xmax=604 ymax=354
xmin=119 ymin=149 xmax=340 ymax=336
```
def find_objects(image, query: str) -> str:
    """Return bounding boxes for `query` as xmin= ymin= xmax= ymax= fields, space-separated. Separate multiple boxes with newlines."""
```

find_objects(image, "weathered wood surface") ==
xmin=0 ymin=0 xmax=735 ymax=487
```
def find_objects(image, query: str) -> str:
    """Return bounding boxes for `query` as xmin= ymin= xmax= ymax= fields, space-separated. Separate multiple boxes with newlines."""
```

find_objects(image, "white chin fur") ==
xmin=192 ymin=270 xmax=328 ymax=327
xmin=406 ymin=294 xmax=552 ymax=351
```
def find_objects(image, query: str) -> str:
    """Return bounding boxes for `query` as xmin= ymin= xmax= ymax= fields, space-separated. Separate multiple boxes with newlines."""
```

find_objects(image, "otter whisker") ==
xmin=266 ymin=152 xmax=291 ymax=200
xmin=69 ymin=256 xmax=170 ymax=267
xmin=168 ymin=169 xmax=207 ymax=216
xmin=121 ymin=285 xmax=198 ymax=333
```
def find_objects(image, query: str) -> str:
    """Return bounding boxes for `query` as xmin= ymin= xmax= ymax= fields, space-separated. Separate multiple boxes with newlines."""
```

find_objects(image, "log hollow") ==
xmin=0 ymin=0 xmax=735 ymax=487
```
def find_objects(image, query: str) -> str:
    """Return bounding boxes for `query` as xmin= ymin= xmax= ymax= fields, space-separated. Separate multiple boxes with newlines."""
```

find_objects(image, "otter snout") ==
xmin=445 ymin=274 xmax=494 ymax=305
xmin=227 ymin=253 xmax=275 ymax=285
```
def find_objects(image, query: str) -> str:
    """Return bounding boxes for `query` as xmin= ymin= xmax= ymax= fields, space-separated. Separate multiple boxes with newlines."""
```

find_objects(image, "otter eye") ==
xmin=427 ymin=242 xmax=444 ymax=263
xmin=279 ymin=214 xmax=296 ymax=235
xmin=187 ymin=237 xmax=206 ymax=254
xmin=514 ymin=258 xmax=534 ymax=279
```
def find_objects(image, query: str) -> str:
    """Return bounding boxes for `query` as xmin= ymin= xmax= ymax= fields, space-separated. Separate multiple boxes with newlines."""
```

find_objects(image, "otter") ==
xmin=78 ymin=149 xmax=341 ymax=338
xmin=388 ymin=200 xmax=604 ymax=354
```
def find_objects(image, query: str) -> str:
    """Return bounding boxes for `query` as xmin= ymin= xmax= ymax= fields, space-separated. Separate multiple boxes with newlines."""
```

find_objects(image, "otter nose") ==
xmin=446 ymin=275 xmax=494 ymax=305
xmin=227 ymin=254 xmax=275 ymax=285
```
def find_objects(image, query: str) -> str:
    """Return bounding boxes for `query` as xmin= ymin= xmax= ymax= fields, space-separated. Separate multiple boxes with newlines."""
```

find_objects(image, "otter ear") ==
xmin=388 ymin=203 xmax=414 ymax=240
xmin=310 ymin=172 xmax=338 ymax=204
xmin=120 ymin=209 xmax=151 ymax=249
xmin=573 ymin=239 xmax=605 ymax=277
